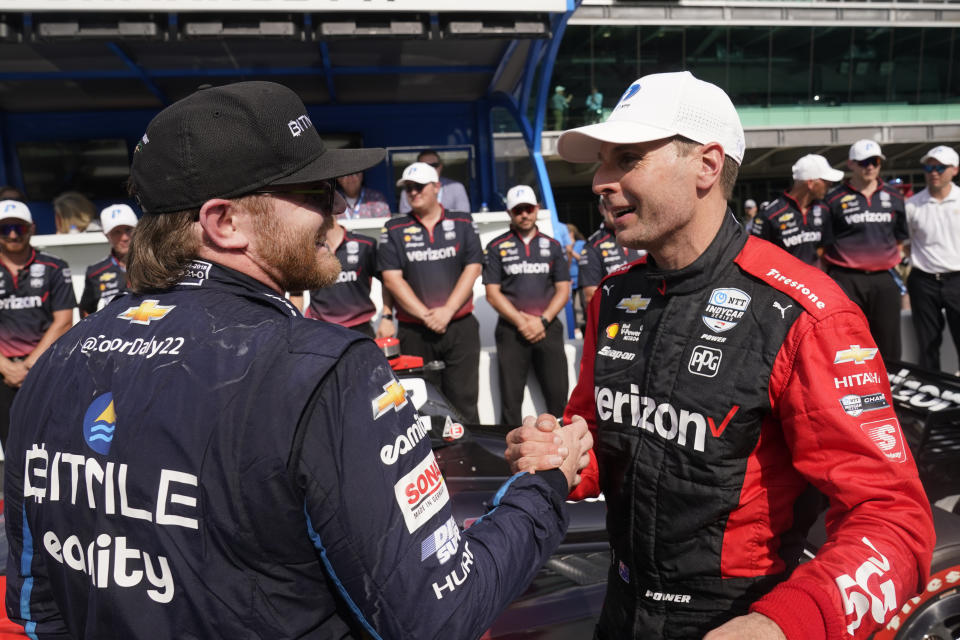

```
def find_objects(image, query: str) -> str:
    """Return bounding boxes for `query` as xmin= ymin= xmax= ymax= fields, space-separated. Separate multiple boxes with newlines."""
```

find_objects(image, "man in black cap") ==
xmin=4 ymin=81 xmax=591 ymax=639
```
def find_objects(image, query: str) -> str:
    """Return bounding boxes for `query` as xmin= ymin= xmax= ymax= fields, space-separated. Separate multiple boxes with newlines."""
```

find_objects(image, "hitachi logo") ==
xmin=834 ymin=372 xmax=880 ymax=389
xmin=406 ymin=246 xmax=457 ymax=262
xmin=595 ymin=385 xmax=739 ymax=452
xmin=503 ymin=262 xmax=550 ymax=275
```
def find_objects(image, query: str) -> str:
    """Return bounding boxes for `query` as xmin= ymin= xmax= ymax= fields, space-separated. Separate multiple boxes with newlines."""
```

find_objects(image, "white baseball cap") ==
xmin=922 ymin=145 xmax=959 ymax=167
xmin=0 ymin=199 xmax=32 ymax=224
xmin=557 ymin=71 xmax=746 ymax=165
xmin=505 ymin=185 xmax=538 ymax=212
xmin=792 ymin=154 xmax=844 ymax=182
xmin=848 ymin=139 xmax=885 ymax=162
xmin=100 ymin=204 xmax=139 ymax=234
xmin=396 ymin=162 xmax=439 ymax=187
xmin=744 ymin=199 xmax=757 ymax=209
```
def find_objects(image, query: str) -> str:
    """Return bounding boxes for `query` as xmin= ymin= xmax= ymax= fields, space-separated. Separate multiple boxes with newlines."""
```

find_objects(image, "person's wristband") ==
xmin=541 ymin=315 xmax=550 ymax=329
xmin=382 ymin=313 xmax=394 ymax=320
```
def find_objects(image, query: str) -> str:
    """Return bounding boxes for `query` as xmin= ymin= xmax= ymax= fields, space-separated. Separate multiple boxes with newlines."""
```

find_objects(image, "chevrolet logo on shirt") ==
xmin=117 ymin=300 xmax=175 ymax=325
xmin=372 ymin=380 xmax=409 ymax=419
xmin=834 ymin=345 xmax=879 ymax=365
xmin=616 ymin=295 xmax=651 ymax=313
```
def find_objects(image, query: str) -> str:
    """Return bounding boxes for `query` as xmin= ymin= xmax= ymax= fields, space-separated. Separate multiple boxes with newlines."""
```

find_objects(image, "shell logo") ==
xmin=606 ymin=323 xmax=620 ymax=339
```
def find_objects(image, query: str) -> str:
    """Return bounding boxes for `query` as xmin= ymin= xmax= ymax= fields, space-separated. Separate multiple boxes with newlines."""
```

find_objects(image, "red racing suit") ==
xmin=565 ymin=214 xmax=934 ymax=640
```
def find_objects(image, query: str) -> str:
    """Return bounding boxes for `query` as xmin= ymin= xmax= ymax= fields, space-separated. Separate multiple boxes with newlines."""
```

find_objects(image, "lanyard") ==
xmin=344 ymin=188 xmax=366 ymax=219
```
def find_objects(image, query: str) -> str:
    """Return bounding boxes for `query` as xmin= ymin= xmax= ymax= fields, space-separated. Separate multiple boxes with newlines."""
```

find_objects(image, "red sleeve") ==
xmin=564 ymin=282 xmax=602 ymax=500
xmin=751 ymin=309 xmax=935 ymax=640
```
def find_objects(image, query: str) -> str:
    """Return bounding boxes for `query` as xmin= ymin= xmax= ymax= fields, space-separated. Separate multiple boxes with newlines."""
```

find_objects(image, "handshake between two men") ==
xmin=504 ymin=414 xmax=593 ymax=491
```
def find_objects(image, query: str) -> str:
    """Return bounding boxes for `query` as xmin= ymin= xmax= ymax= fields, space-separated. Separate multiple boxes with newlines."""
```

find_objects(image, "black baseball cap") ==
xmin=130 ymin=81 xmax=385 ymax=214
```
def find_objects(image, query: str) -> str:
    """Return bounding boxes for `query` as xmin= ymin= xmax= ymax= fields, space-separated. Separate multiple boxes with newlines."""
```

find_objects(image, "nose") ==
xmin=592 ymin=163 xmax=621 ymax=199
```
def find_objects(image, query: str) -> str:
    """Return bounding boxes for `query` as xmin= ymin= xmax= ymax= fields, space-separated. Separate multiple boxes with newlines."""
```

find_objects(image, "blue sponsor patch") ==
xmin=82 ymin=392 xmax=117 ymax=455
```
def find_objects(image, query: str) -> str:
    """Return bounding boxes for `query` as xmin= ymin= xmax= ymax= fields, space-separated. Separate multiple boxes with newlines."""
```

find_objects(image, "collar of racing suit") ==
xmin=173 ymin=259 xmax=303 ymax=318
xmin=641 ymin=210 xmax=747 ymax=296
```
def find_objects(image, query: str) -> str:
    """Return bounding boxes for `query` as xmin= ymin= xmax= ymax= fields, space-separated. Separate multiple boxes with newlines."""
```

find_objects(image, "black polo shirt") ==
xmin=483 ymin=228 xmax=570 ymax=317
xmin=578 ymin=226 xmax=646 ymax=288
xmin=377 ymin=209 xmax=483 ymax=324
xmin=0 ymin=249 xmax=77 ymax=358
xmin=822 ymin=181 xmax=908 ymax=271
xmin=750 ymin=193 xmax=825 ymax=265
xmin=307 ymin=230 xmax=378 ymax=328
xmin=79 ymin=254 xmax=128 ymax=315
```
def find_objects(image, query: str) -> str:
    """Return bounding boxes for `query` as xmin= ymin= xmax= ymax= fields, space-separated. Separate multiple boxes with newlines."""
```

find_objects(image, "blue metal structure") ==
xmin=0 ymin=4 xmax=581 ymax=247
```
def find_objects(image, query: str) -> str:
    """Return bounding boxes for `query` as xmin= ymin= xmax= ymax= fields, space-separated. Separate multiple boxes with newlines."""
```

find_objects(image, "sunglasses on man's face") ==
xmin=923 ymin=164 xmax=949 ymax=174
xmin=510 ymin=205 xmax=537 ymax=216
xmin=856 ymin=157 xmax=881 ymax=168
xmin=0 ymin=223 xmax=29 ymax=237
xmin=253 ymin=179 xmax=337 ymax=211
xmin=403 ymin=183 xmax=427 ymax=194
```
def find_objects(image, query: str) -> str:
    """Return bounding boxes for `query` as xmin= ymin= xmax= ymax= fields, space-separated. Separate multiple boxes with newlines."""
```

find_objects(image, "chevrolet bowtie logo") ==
xmin=117 ymin=300 xmax=175 ymax=325
xmin=834 ymin=345 xmax=879 ymax=365
xmin=616 ymin=295 xmax=651 ymax=313
xmin=372 ymin=380 xmax=408 ymax=419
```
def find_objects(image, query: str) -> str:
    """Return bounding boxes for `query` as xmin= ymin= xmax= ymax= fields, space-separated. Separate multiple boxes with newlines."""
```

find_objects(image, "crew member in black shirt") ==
xmin=484 ymin=185 xmax=570 ymax=426
xmin=378 ymin=162 xmax=483 ymax=422
xmin=823 ymin=139 xmax=908 ymax=360
xmin=0 ymin=199 xmax=76 ymax=445
xmin=79 ymin=203 xmax=138 ymax=317
xmin=751 ymin=154 xmax=842 ymax=265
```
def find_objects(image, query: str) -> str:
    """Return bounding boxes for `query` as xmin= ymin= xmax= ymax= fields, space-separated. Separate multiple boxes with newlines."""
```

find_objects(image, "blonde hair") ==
xmin=53 ymin=191 xmax=97 ymax=233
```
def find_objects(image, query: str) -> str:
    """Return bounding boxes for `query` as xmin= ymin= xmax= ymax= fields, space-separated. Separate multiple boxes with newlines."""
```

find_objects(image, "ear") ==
xmin=695 ymin=142 xmax=725 ymax=191
xmin=198 ymin=198 xmax=250 ymax=250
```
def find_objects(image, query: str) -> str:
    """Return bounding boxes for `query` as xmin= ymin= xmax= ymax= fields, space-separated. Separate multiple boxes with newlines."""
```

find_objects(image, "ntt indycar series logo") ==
xmin=702 ymin=288 xmax=750 ymax=333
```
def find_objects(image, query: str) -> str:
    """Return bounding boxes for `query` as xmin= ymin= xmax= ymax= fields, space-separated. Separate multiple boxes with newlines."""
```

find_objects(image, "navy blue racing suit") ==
xmin=4 ymin=260 xmax=569 ymax=639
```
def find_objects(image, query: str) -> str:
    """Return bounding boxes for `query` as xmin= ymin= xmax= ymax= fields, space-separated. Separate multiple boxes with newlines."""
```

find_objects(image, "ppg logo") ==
xmin=688 ymin=346 xmax=722 ymax=378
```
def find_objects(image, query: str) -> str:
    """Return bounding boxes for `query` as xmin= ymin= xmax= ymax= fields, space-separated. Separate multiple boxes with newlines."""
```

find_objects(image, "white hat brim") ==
xmin=557 ymin=121 xmax=678 ymax=163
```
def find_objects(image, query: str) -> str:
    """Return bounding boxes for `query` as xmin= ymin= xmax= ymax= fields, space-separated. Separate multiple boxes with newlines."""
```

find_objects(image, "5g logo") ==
xmin=835 ymin=537 xmax=898 ymax=636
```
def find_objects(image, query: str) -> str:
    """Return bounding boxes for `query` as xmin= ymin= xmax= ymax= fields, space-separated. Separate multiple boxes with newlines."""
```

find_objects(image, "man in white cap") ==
xmin=398 ymin=149 xmax=471 ymax=214
xmin=504 ymin=71 xmax=933 ymax=640
xmin=742 ymin=198 xmax=758 ymax=232
xmin=905 ymin=145 xmax=960 ymax=372
xmin=822 ymin=139 xmax=908 ymax=360
xmin=483 ymin=184 xmax=570 ymax=426
xmin=0 ymin=199 xmax=76 ymax=446
xmin=751 ymin=154 xmax=843 ymax=265
xmin=379 ymin=161 xmax=483 ymax=422
xmin=78 ymin=203 xmax=139 ymax=317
